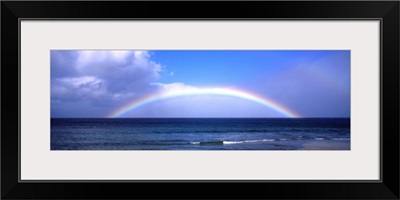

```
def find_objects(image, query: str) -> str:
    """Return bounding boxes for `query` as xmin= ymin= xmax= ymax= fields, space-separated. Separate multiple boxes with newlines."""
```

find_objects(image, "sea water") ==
xmin=51 ymin=118 xmax=350 ymax=150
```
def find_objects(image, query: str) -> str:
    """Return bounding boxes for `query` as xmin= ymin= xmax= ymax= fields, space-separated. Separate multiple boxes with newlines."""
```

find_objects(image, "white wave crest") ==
xmin=223 ymin=141 xmax=244 ymax=144
xmin=223 ymin=139 xmax=275 ymax=145
xmin=190 ymin=142 xmax=200 ymax=145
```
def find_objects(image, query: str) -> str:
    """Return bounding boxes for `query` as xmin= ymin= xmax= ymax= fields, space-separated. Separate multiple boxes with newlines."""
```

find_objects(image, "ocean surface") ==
xmin=51 ymin=118 xmax=350 ymax=150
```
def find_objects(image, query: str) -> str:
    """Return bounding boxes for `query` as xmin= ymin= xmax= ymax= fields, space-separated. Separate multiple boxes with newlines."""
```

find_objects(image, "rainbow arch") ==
xmin=108 ymin=87 xmax=301 ymax=118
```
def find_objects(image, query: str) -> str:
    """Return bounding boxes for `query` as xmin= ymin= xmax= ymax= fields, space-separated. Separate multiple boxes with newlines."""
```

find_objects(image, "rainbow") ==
xmin=108 ymin=87 xmax=301 ymax=118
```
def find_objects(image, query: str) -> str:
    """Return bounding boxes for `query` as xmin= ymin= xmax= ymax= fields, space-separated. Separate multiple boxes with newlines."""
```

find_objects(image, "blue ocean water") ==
xmin=51 ymin=118 xmax=350 ymax=150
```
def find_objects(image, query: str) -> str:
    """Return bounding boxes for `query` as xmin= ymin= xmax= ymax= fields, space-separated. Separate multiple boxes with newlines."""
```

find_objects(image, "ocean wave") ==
xmin=190 ymin=137 xmax=350 ymax=145
xmin=190 ymin=142 xmax=200 ymax=145
xmin=332 ymin=138 xmax=350 ymax=140
xmin=190 ymin=139 xmax=275 ymax=145
xmin=151 ymin=129 xmax=274 ymax=134
xmin=223 ymin=141 xmax=243 ymax=144
xmin=197 ymin=141 xmax=224 ymax=145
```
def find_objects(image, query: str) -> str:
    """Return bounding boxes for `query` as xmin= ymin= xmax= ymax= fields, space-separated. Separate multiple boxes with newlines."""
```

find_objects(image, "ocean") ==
xmin=51 ymin=118 xmax=350 ymax=150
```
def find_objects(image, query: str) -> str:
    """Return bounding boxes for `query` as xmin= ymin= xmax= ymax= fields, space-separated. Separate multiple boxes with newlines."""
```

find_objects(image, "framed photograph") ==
xmin=2 ymin=1 xmax=399 ymax=199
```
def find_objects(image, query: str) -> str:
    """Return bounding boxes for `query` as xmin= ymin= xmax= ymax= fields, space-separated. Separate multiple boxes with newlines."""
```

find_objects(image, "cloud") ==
xmin=151 ymin=82 xmax=197 ymax=93
xmin=51 ymin=50 xmax=163 ymax=107
xmin=51 ymin=76 xmax=106 ymax=102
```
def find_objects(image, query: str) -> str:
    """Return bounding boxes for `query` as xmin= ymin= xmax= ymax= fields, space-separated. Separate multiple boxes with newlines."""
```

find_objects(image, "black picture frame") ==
xmin=1 ymin=1 xmax=399 ymax=199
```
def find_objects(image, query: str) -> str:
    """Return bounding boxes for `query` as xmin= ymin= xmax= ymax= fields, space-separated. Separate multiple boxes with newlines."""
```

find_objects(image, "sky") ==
xmin=51 ymin=50 xmax=350 ymax=118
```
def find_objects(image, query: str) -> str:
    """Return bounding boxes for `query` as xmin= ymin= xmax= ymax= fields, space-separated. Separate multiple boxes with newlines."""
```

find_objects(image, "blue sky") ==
xmin=51 ymin=50 xmax=350 ymax=118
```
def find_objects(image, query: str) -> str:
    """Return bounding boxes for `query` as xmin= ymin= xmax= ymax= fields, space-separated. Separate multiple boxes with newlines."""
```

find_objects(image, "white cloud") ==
xmin=73 ymin=50 xmax=162 ymax=80
xmin=152 ymin=82 xmax=197 ymax=93
xmin=58 ymin=76 xmax=102 ymax=87
xmin=51 ymin=76 xmax=108 ymax=102
xmin=51 ymin=50 xmax=164 ymax=105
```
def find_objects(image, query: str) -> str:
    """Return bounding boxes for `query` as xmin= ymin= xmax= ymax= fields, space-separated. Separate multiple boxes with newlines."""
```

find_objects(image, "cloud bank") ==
xmin=51 ymin=50 xmax=167 ymax=116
